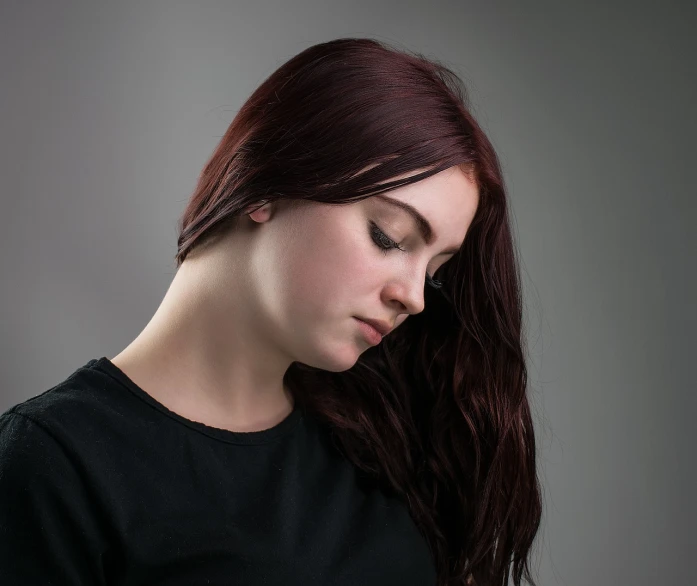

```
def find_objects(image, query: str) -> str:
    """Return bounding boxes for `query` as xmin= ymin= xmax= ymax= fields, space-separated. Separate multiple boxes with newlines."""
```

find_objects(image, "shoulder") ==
xmin=0 ymin=358 xmax=137 ymax=461
xmin=3 ymin=358 xmax=94 ymax=421
xmin=0 ymin=409 xmax=62 ymax=473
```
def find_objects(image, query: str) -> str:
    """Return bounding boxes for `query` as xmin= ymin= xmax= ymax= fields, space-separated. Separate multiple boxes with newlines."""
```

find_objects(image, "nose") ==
xmin=384 ymin=271 xmax=427 ymax=317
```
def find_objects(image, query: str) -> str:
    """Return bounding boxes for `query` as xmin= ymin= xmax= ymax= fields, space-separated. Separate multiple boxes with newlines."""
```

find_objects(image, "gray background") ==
xmin=1 ymin=1 xmax=694 ymax=584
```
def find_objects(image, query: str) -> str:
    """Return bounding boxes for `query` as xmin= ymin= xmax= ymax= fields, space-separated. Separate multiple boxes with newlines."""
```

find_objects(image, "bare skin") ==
xmin=111 ymin=165 xmax=479 ymax=433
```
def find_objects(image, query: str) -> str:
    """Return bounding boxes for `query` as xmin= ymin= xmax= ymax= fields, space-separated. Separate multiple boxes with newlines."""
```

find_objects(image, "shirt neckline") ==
xmin=87 ymin=357 xmax=304 ymax=445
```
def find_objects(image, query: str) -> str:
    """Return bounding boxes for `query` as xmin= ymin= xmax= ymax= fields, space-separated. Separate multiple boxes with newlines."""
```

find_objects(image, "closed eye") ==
xmin=368 ymin=221 xmax=445 ymax=289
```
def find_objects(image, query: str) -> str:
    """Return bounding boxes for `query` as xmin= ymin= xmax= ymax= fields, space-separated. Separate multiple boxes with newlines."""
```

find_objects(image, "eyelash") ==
xmin=368 ymin=221 xmax=445 ymax=290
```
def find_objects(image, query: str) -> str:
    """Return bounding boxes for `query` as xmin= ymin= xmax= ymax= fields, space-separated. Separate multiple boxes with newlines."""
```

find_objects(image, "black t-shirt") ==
xmin=0 ymin=357 xmax=436 ymax=585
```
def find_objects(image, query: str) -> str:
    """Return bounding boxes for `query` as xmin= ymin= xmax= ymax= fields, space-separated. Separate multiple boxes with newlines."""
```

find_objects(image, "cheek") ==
xmin=277 ymin=225 xmax=377 ymax=318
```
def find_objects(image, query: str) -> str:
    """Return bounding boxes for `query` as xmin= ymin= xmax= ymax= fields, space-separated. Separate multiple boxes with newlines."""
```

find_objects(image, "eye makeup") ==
xmin=368 ymin=221 xmax=445 ymax=290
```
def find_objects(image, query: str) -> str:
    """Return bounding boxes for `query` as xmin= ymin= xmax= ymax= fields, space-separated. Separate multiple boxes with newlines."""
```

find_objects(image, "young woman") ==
xmin=0 ymin=38 xmax=542 ymax=586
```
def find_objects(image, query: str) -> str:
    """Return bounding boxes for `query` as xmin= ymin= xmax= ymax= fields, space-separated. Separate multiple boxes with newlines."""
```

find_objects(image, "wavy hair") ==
xmin=175 ymin=38 xmax=542 ymax=586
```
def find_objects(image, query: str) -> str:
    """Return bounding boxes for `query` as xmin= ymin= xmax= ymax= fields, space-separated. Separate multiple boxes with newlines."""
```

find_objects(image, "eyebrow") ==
xmin=372 ymin=194 xmax=463 ymax=255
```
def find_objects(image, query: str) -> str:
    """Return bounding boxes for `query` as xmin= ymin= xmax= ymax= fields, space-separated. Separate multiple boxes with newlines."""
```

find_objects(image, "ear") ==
xmin=245 ymin=200 xmax=271 ymax=223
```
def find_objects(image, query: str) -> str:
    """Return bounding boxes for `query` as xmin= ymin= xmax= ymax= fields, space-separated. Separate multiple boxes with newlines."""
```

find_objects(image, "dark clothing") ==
xmin=0 ymin=357 xmax=436 ymax=585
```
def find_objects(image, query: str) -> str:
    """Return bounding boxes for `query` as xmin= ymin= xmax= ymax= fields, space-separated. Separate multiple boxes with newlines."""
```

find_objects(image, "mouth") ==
xmin=354 ymin=318 xmax=383 ymax=345
xmin=355 ymin=317 xmax=393 ymax=336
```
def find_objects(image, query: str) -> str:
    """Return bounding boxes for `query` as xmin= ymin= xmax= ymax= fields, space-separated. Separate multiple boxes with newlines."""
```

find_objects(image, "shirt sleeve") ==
xmin=0 ymin=410 xmax=110 ymax=585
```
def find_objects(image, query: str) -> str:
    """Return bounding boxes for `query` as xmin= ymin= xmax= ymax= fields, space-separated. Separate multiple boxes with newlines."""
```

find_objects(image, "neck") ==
xmin=110 ymin=254 xmax=295 ymax=433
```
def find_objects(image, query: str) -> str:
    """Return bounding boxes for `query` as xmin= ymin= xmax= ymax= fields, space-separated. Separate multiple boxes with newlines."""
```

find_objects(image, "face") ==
xmin=245 ymin=165 xmax=479 ymax=372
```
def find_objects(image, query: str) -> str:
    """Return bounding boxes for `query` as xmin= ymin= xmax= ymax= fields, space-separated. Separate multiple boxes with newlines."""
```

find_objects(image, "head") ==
xmin=183 ymin=163 xmax=478 ymax=374
xmin=175 ymin=38 xmax=541 ymax=586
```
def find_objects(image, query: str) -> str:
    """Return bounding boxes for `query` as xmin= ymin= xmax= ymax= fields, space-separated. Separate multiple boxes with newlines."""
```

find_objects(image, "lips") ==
xmin=356 ymin=317 xmax=393 ymax=336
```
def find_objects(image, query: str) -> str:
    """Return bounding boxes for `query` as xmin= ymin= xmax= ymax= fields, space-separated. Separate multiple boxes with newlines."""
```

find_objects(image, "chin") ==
xmin=305 ymin=341 xmax=363 ymax=373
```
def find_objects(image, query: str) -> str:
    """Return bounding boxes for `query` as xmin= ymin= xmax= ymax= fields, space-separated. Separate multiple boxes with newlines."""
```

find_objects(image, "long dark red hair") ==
xmin=175 ymin=38 xmax=542 ymax=586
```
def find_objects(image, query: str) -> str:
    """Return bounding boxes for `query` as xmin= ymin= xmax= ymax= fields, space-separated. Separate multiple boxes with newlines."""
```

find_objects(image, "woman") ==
xmin=0 ymin=38 xmax=542 ymax=585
